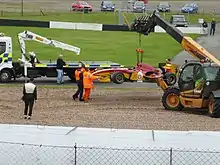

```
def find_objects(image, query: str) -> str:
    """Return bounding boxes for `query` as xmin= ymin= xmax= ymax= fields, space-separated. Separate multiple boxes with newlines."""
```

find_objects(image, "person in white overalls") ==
xmin=137 ymin=69 xmax=144 ymax=83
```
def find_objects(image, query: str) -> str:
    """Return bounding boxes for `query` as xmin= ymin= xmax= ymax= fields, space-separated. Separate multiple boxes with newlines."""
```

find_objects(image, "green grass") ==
xmin=0 ymin=12 xmax=219 ymax=24
xmin=0 ymin=26 xmax=199 ymax=66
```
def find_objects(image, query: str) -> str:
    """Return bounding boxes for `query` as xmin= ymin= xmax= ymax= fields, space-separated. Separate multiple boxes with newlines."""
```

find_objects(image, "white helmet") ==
xmin=29 ymin=52 xmax=36 ymax=57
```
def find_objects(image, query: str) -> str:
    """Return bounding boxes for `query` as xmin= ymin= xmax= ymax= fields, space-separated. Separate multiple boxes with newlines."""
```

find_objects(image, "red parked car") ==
xmin=72 ymin=1 xmax=92 ymax=12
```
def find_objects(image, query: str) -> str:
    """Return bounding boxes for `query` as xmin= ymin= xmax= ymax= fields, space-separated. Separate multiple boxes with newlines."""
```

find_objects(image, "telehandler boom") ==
xmin=131 ymin=11 xmax=220 ymax=117
xmin=131 ymin=11 xmax=220 ymax=66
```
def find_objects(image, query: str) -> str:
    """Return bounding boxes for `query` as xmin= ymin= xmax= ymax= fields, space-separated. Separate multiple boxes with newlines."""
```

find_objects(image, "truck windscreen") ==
xmin=0 ymin=42 xmax=6 ymax=54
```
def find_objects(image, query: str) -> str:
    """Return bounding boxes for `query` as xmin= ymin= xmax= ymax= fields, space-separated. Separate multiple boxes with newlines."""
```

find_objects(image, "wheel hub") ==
xmin=168 ymin=76 xmax=175 ymax=83
xmin=1 ymin=73 xmax=9 ymax=80
xmin=116 ymin=75 xmax=123 ymax=81
xmin=166 ymin=94 xmax=179 ymax=108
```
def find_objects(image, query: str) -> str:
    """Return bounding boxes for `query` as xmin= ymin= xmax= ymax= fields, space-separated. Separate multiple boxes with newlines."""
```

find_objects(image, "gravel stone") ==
xmin=0 ymin=87 xmax=220 ymax=131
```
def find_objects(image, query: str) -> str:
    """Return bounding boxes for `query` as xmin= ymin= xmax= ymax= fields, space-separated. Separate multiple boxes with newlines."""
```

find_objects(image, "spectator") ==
xmin=202 ymin=20 xmax=208 ymax=35
xmin=210 ymin=18 xmax=216 ymax=36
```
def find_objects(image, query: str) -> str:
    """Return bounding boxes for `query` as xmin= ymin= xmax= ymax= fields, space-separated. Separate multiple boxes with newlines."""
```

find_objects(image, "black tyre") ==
xmin=208 ymin=94 xmax=220 ymax=118
xmin=111 ymin=72 xmax=125 ymax=84
xmin=163 ymin=72 xmax=177 ymax=86
xmin=0 ymin=70 xmax=12 ymax=83
xmin=162 ymin=87 xmax=183 ymax=110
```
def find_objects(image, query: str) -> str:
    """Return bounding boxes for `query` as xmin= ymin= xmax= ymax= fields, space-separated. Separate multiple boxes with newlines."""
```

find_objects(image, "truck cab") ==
xmin=0 ymin=35 xmax=14 ymax=82
xmin=178 ymin=61 xmax=220 ymax=99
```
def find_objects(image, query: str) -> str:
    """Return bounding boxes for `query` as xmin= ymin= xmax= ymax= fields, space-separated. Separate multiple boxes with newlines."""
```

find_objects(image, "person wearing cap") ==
xmin=72 ymin=62 xmax=85 ymax=101
xmin=22 ymin=78 xmax=37 ymax=119
xmin=56 ymin=54 xmax=66 ymax=84
xmin=83 ymin=68 xmax=100 ymax=102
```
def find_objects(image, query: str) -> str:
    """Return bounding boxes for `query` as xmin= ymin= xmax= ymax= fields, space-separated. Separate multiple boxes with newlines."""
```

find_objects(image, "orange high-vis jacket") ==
xmin=75 ymin=69 xmax=82 ymax=81
xmin=83 ymin=71 xmax=99 ymax=89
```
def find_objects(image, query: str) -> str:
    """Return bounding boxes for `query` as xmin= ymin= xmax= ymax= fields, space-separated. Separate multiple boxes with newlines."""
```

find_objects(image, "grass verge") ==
xmin=0 ymin=26 xmax=199 ymax=66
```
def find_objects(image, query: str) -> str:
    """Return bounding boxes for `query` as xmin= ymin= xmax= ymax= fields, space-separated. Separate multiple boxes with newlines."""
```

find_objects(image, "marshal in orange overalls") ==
xmin=83 ymin=70 xmax=99 ymax=102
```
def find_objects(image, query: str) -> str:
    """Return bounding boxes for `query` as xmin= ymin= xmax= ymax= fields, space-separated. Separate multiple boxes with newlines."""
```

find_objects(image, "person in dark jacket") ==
xmin=210 ymin=18 xmax=216 ymax=36
xmin=22 ymin=78 xmax=37 ymax=119
xmin=72 ymin=65 xmax=85 ymax=101
xmin=202 ymin=20 xmax=208 ymax=35
xmin=56 ymin=54 xmax=66 ymax=84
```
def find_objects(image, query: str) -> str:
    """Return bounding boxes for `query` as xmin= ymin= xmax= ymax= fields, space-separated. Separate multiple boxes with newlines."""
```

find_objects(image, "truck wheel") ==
xmin=208 ymin=94 xmax=220 ymax=118
xmin=0 ymin=70 xmax=12 ymax=83
xmin=162 ymin=87 xmax=183 ymax=110
xmin=111 ymin=72 xmax=125 ymax=84
xmin=163 ymin=72 xmax=176 ymax=86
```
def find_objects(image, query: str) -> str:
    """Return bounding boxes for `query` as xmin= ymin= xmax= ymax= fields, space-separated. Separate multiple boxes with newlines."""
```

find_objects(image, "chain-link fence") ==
xmin=0 ymin=141 xmax=220 ymax=165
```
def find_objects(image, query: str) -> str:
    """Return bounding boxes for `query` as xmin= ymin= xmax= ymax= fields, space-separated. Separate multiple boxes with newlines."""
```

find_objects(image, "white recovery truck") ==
xmin=0 ymin=31 xmax=123 ymax=83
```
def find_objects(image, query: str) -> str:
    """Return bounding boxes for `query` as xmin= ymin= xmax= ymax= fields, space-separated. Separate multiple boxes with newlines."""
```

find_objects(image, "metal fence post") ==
xmin=74 ymin=143 xmax=77 ymax=165
xmin=21 ymin=0 xmax=24 ymax=16
xmin=170 ymin=147 xmax=173 ymax=165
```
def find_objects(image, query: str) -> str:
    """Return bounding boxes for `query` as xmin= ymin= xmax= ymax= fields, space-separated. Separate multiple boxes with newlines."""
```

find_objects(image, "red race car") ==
xmin=92 ymin=48 xmax=177 ymax=85
xmin=72 ymin=1 xmax=93 ymax=12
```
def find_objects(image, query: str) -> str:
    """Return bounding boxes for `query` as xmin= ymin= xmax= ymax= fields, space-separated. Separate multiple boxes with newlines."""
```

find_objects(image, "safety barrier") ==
xmin=0 ymin=18 xmax=205 ymax=34
xmin=49 ymin=21 xmax=103 ymax=31
xmin=1 ymin=124 xmax=220 ymax=164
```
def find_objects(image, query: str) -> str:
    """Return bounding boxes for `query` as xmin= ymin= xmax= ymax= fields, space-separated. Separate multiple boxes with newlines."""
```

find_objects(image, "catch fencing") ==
xmin=0 ymin=141 xmax=220 ymax=165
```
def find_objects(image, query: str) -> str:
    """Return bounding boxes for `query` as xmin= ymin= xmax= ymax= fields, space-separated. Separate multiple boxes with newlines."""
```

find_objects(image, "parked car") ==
xmin=157 ymin=2 xmax=171 ymax=12
xmin=181 ymin=3 xmax=198 ymax=13
xmin=170 ymin=15 xmax=188 ymax=27
xmin=101 ymin=1 xmax=115 ymax=12
xmin=72 ymin=1 xmax=92 ymax=12
xmin=133 ymin=1 xmax=146 ymax=13
xmin=128 ymin=0 xmax=148 ymax=5
xmin=128 ymin=0 xmax=137 ymax=5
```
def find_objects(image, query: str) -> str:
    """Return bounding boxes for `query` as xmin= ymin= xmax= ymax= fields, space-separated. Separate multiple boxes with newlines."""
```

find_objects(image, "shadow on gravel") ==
xmin=182 ymin=108 xmax=209 ymax=117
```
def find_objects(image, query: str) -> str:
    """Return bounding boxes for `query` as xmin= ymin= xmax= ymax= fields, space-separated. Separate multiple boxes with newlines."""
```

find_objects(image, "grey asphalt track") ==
xmin=172 ymin=24 xmax=220 ymax=65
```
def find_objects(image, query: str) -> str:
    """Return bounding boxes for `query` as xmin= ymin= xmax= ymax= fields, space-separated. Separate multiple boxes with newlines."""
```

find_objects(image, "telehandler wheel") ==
xmin=0 ymin=70 xmax=12 ymax=83
xmin=162 ymin=87 xmax=183 ymax=110
xmin=163 ymin=72 xmax=177 ymax=86
xmin=208 ymin=94 xmax=220 ymax=118
xmin=111 ymin=72 xmax=125 ymax=84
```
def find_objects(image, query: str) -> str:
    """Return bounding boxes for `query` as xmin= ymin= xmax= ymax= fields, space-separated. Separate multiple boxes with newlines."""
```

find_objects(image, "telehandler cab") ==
xmin=131 ymin=11 xmax=220 ymax=117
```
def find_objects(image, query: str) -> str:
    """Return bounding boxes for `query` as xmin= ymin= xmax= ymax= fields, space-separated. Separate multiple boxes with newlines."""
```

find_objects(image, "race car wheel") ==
xmin=163 ymin=72 xmax=177 ymax=86
xmin=162 ymin=87 xmax=183 ymax=110
xmin=208 ymin=94 xmax=220 ymax=118
xmin=111 ymin=72 xmax=125 ymax=84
